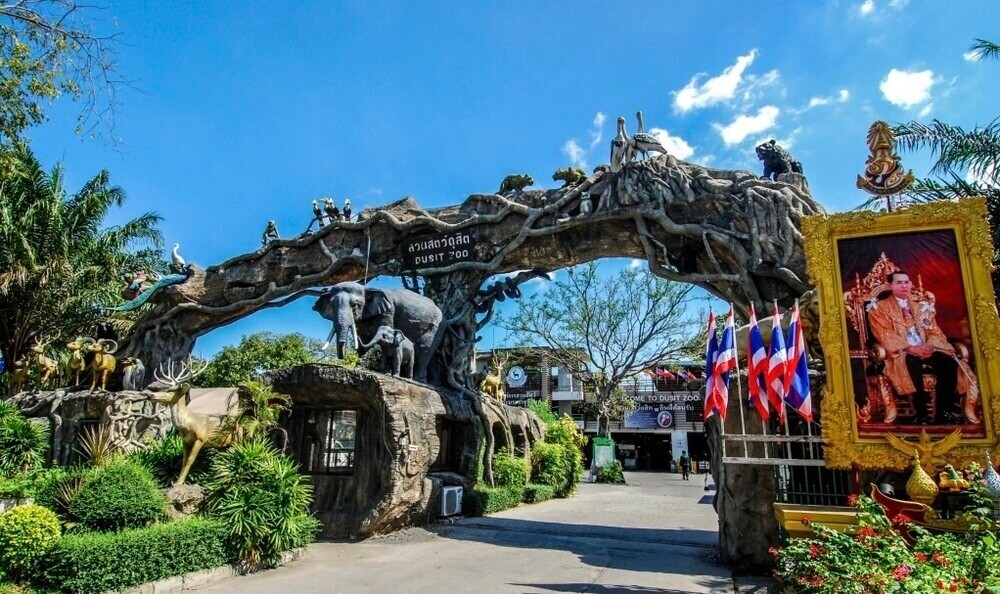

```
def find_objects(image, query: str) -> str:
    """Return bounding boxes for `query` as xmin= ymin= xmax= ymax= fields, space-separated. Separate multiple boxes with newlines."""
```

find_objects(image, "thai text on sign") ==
xmin=403 ymin=228 xmax=478 ymax=270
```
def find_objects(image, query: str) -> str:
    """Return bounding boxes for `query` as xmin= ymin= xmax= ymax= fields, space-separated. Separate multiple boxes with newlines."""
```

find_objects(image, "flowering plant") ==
xmin=772 ymin=495 xmax=1000 ymax=593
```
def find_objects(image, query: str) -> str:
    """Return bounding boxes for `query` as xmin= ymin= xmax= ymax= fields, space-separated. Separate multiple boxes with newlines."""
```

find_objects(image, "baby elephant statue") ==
xmin=360 ymin=325 xmax=414 ymax=379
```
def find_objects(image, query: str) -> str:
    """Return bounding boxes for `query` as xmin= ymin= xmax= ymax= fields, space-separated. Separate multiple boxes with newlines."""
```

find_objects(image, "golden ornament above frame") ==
xmin=803 ymin=198 xmax=1000 ymax=471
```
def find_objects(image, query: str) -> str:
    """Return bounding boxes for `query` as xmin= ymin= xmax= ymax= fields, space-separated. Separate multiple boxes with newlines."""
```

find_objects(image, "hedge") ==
xmin=465 ymin=485 xmax=523 ymax=516
xmin=522 ymin=483 xmax=555 ymax=504
xmin=39 ymin=518 xmax=228 ymax=593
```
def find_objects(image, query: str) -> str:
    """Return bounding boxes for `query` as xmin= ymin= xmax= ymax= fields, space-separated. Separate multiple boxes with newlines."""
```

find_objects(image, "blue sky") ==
xmin=25 ymin=1 xmax=1000 ymax=357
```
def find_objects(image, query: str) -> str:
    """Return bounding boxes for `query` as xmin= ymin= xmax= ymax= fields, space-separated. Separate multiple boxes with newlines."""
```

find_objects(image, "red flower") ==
xmin=801 ymin=515 xmax=812 ymax=526
xmin=808 ymin=543 xmax=825 ymax=559
xmin=949 ymin=584 xmax=957 ymax=592
xmin=891 ymin=513 xmax=911 ymax=526
xmin=855 ymin=526 xmax=878 ymax=540
xmin=937 ymin=579 xmax=945 ymax=589
xmin=914 ymin=552 xmax=928 ymax=562
xmin=891 ymin=565 xmax=912 ymax=580
xmin=932 ymin=552 xmax=951 ymax=567
xmin=848 ymin=494 xmax=859 ymax=507
xmin=768 ymin=546 xmax=781 ymax=558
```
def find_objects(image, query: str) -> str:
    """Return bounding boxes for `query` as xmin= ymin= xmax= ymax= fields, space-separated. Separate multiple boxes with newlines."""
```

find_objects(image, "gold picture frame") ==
xmin=803 ymin=198 xmax=1000 ymax=470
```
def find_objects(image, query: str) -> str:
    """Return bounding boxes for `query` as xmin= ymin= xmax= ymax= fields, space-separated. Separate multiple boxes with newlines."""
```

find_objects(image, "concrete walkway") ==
xmin=194 ymin=472 xmax=771 ymax=593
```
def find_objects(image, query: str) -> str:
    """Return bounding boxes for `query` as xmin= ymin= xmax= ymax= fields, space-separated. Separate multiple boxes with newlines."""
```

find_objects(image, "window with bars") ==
xmin=292 ymin=409 xmax=357 ymax=474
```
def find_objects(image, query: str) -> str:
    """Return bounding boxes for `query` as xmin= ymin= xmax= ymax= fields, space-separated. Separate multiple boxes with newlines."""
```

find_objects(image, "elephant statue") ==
xmin=313 ymin=282 xmax=445 ymax=383
xmin=360 ymin=325 xmax=415 ymax=379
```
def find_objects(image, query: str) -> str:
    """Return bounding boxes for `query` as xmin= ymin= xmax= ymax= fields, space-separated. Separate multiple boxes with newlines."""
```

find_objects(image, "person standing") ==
xmin=679 ymin=451 xmax=691 ymax=480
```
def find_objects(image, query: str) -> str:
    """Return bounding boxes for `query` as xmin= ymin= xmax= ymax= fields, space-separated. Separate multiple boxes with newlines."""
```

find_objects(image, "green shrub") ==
xmin=531 ymin=415 xmax=585 ymax=498
xmin=129 ymin=433 xmax=217 ymax=488
xmin=70 ymin=458 xmax=165 ymax=531
xmin=204 ymin=439 xmax=318 ymax=568
xmin=31 ymin=466 xmax=85 ymax=519
xmin=40 ymin=517 xmax=227 ymax=593
xmin=0 ymin=415 xmax=48 ymax=477
xmin=0 ymin=504 xmax=60 ymax=580
xmin=465 ymin=485 xmax=523 ymax=516
xmin=522 ymin=483 xmax=555 ymax=504
xmin=491 ymin=451 xmax=528 ymax=489
xmin=526 ymin=399 xmax=557 ymax=424
xmin=531 ymin=441 xmax=570 ymax=491
xmin=596 ymin=460 xmax=626 ymax=484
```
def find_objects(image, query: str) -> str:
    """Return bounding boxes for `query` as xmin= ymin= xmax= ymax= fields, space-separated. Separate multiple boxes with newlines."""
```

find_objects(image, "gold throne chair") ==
xmin=843 ymin=253 xmax=969 ymax=425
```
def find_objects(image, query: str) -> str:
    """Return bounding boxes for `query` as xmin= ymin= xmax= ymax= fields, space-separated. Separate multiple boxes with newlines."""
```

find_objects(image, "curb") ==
xmin=114 ymin=548 xmax=304 ymax=594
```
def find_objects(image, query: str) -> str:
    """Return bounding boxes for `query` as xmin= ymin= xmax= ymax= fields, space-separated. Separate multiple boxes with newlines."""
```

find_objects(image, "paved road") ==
xmin=195 ymin=472 xmax=769 ymax=593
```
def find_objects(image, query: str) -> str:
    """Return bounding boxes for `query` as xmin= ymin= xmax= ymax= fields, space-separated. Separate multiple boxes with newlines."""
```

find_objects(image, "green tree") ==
xmin=195 ymin=332 xmax=334 ymax=387
xmin=0 ymin=144 xmax=162 ymax=381
xmin=0 ymin=0 xmax=124 ymax=147
xmin=893 ymin=39 xmax=1000 ymax=295
xmin=495 ymin=263 xmax=702 ymax=437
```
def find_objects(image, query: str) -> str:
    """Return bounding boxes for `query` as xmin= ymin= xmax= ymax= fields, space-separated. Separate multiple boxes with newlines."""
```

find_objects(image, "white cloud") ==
xmin=838 ymin=89 xmax=850 ymax=102
xmin=807 ymin=97 xmax=831 ymax=108
xmin=918 ymin=102 xmax=933 ymax=117
xmin=859 ymin=0 xmax=875 ymax=16
xmin=648 ymin=128 xmax=695 ymax=160
xmin=713 ymin=106 xmax=780 ymax=146
xmin=589 ymin=112 xmax=606 ymax=149
xmin=888 ymin=0 xmax=909 ymax=8
xmin=880 ymin=68 xmax=935 ymax=108
xmin=628 ymin=259 xmax=644 ymax=269
xmin=964 ymin=50 xmax=980 ymax=62
xmin=673 ymin=49 xmax=759 ymax=113
xmin=563 ymin=140 xmax=587 ymax=169
xmin=693 ymin=154 xmax=716 ymax=167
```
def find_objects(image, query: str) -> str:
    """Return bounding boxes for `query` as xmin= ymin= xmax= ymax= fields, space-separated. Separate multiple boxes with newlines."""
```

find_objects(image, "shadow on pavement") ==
xmin=514 ymin=583 xmax=705 ymax=593
xmin=429 ymin=517 xmax=725 ymax=577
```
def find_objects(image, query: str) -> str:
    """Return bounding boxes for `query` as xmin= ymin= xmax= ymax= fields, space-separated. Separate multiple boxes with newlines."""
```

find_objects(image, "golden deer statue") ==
xmin=65 ymin=339 xmax=87 ymax=386
xmin=11 ymin=358 xmax=29 ymax=394
xmin=30 ymin=337 xmax=60 ymax=389
xmin=479 ymin=355 xmax=506 ymax=402
xmin=85 ymin=338 xmax=118 ymax=391
xmin=151 ymin=358 xmax=232 ymax=486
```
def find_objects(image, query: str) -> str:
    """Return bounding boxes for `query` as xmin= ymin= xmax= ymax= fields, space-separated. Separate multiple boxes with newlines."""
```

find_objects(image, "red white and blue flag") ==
xmin=656 ymin=368 xmax=676 ymax=380
xmin=784 ymin=301 xmax=813 ymax=422
xmin=746 ymin=303 xmax=769 ymax=420
xmin=767 ymin=303 xmax=788 ymax=423
xmin=703 ymin=309 xmax=720 ymax=419
xmin=710 ymin=305 xmax=737 ymax=421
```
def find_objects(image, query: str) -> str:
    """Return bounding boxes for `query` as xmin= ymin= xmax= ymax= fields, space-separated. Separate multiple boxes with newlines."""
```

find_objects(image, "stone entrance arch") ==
xmin=118 ymin=155 xmax=821 ymax=569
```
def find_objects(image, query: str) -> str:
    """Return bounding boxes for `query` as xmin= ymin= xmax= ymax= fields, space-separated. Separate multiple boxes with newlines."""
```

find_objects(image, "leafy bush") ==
xmin=0 ymin=504 xmax=60 ymax=580
xmin=204 ymin=439 xmax=318 ymax=568
xmin=522 ymin=483 xmax=555 ymax=504
xmin=773 ymin=493 xmax=1000 ymax=593
xmin=532 ymin=414 xmax=585 ymax=497
xmin=0 ymin=581 xmax=31 ymax=594
xmin=596 ymin=460 xmax=626 ymax=484
xmin=465 ymin=485 xmax=523 ymax=516
xmin=526 ymin=399 xmax=558 ymax=424
xmin=31 ymin=466 xmax=85 ymax=519
xmin=129 ymin=433 xmax=216 ymax=487
xmin=40 ymin=518 xmax=227 ymax=593
xmin=531 ymin=441 xmax=571 ymax=491
xmin=492 ymin=451 xmax=528 ymax=489
xmin=0 ymin=415 xmax=48 ymax=477
xmin=70 ymin=458 xmax=165 ymax=531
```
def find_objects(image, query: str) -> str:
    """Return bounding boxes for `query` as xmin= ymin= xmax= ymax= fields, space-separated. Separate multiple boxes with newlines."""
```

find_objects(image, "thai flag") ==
xmin=656 ymin=368 xmax=676 ymax=380
xmin=784 ymin=301 xmax=813 ymax=422
xmin=747 ymin=303 xmax=769 ymax=420
xmin=711 ymin=306 xmax=737 ymax=421
xmin=767 ymin=303 xmax=788 ymax=423
xmin=703 ymin=309 xmax=720 ymax=419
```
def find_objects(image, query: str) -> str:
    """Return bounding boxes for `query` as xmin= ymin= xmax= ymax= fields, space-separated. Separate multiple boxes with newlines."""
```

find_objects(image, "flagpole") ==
xmin=776 ymin=300 xmax=793 ymax=461
xmin=796 ymin=298 xmax=818 ymax=462
xmin=732 ymin=303 xmax=749 ymax=458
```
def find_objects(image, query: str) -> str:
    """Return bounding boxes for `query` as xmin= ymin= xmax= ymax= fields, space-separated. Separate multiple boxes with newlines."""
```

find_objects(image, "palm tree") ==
xmin=892 ymin=38 xmax=1000 ymax=295
xmin=0 ymin=144 xmax=164 ymax=384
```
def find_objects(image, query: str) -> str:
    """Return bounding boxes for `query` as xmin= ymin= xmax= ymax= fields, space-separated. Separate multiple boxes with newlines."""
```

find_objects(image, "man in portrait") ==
xmin=867 ymin=270 xmax=972 ymax=424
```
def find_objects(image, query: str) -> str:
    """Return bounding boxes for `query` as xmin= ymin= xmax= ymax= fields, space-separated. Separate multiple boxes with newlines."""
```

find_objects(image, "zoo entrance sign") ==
xmin=403 ymin=229 xmax=479 ymax=270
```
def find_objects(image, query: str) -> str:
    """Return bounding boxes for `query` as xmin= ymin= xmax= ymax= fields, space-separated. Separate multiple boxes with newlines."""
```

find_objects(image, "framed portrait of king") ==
xmin=803 ymin=198 xmax=1000 ymax=470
